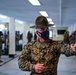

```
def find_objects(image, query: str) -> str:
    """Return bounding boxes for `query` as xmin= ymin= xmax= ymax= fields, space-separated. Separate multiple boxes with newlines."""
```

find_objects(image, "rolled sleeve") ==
xmin=57 ymin=42 xmax=76 ymax=57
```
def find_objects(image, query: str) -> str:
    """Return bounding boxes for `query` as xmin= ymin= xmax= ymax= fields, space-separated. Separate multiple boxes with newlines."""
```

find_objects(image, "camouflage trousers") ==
xmin=0 ymin=47 xmax=2 ymax=58
xmin=30 ymin=71 xmax=56 ymax=75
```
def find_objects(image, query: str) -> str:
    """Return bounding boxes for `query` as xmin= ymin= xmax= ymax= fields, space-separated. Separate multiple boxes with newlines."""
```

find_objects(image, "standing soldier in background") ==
xmin=62 ymin=31 xmax=70 ymax=44
xmin=34 ymin=32 xmax=37 ymax=41
xmin=27 ymin=31 xmax=33 ymax=43
xmin=0 ymin=31 xmax=3 ymax=62
xmin=69 ymin=31 xmax=76 ymax=44
xmin=18 ymin=16 xmax=76 ymax=75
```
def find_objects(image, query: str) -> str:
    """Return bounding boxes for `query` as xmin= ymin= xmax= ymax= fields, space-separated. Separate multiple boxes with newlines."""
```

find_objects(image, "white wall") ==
xmin=52 ymin=27 xmax=67 ymax=41
xmin=68 ymin=23 xmax=76 ymax=35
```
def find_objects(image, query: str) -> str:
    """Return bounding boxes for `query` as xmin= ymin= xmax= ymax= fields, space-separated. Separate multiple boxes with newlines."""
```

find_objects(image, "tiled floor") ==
xmin=0 ymin=51 xmax=76 ymax=75
xmin=58 ymin=55 xmax=76 ymax=75
xmin=0 ymin=54 xmax=18 ymax=66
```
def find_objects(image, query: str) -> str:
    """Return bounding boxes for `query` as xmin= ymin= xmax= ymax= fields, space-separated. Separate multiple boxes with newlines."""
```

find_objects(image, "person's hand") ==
xmin=33 ymin=63 xmax=45 ymax=73
xmin=71 ymin=44 xmax=76 ymax=53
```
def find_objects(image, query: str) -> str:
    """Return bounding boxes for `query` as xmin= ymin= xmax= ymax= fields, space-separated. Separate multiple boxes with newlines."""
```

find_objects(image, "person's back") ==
xmin=0 ymin=34 xmax=3 ymax=58
xmin=27 ymin=31 xmax=33 ymax=43
xmin=34 ymin=32 xmax=37 ymax=41
xmin=62 ymin=31 xmax=70 ymax=44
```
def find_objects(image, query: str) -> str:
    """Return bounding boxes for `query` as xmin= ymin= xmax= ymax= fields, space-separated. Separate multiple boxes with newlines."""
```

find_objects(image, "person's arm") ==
xmin=18 ymin=43 xmax=34 ymax=71
xmin=57 ymin=42 xmax=76 ymax=57
xmin=71 ymin=44 xmax=76 ymax=53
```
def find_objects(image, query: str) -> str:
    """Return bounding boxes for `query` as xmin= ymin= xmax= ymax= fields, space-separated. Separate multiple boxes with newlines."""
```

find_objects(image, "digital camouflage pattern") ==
xmin=69 ymin=31 xmax=76 ymax=44
xmin=0 ymin=35 xmax=3 ymax=58
xmin=62 ymin=31 xmax=70 ymax=44
xmin=70 ymin=35 xmax=76 ymax=44
xmin=18 ymin=39 xmax=76 ymax=75
xmin=62 ymin=38 xmax=70 ymax=44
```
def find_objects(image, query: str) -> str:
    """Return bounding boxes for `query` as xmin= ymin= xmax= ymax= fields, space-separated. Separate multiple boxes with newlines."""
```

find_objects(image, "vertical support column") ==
xmin=9 ymin=17 xmax=15 ymax=58
xmin=59 ymin=0 xmax=61 ymax=26
xmin=74 ymin=23 xmax=76 ymax=31
xmin=23 ymin=22 xmax=29 ymax=48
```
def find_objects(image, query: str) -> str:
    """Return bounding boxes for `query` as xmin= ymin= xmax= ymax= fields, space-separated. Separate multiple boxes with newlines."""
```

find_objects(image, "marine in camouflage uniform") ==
xmin=69 ymin=31 xmax=76 ymax=44
xmin=0 ymin=32 xmax=3 ymax=58
xmin=62 ymin=31 xmax=70 ymax=44
xmin=27 ymin=31 xmax=33 ymax=43
xmin=18 ymin=39 xmax=76 ymax=75
xmin=0 ymin=32 xmax=3 ymax=63
xmin=18 ymin=16 xmax=76 ymax=75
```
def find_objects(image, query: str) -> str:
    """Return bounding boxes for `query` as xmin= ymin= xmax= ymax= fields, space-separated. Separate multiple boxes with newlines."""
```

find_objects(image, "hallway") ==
xmin=0 ymin=52 xmax=76 ymax=75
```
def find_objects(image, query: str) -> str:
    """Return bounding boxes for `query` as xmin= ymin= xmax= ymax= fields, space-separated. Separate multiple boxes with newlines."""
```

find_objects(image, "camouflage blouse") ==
xmin=18 ymin=39 xmax=76 ymax=75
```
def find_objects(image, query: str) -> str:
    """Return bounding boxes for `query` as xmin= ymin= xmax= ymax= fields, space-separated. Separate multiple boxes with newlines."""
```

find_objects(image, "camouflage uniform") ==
xmin=62 ymin=38 xmax=70 ymax=44
xmin=18 ymin=39 xmax=76 ymax=75
xmin=27 ymin=31 xmax=33 ymax=43
xmin=70 ymin=35 xmax=76 ymax=44
xmin=0 ymin=36 xmax=3 ymax=58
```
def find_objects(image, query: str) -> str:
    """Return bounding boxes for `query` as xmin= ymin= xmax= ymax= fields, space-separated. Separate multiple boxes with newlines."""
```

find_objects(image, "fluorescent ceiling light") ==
xmin=39 ymin=11 xmax=48 ymax=17
xmin=15 ymin=20 xmax=23 ymax=24
xmin=28 ymin=0 xmax=41 ymax=6
xmin=53 ymin=25 xmax=56 ymax=27
xmin=49 ymin=21 xmax=54 ymax=24
xmin=47 ymin=18 xmax=52 ymax=22
xmin=0 ymin=14 xmax=8 ymax=19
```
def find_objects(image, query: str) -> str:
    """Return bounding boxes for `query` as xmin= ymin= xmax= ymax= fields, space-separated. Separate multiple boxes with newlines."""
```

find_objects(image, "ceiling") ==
xmin=0 ymin=0 xmax=76 ymax=27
